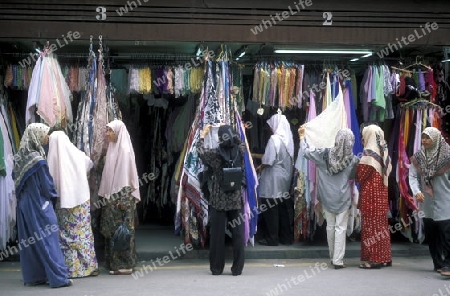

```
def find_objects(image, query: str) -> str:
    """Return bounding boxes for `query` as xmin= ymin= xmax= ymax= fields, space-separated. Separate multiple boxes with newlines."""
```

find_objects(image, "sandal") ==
xmin=359 ymin=262 xmax=381 ymax=269
xmin=90 ymin=270 xmax=99 ymax=276
xmin=381 ymin=261 xmax=392 ymax=267
xmin=109 ymin=269 xmax=133 ymax=275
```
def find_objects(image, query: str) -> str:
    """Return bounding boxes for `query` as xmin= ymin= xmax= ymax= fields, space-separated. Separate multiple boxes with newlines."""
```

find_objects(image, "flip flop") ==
xmin=359 ymin=262 xmax=381 ymax=269
xmin=109 ymin=269 xmax=133 ymax=275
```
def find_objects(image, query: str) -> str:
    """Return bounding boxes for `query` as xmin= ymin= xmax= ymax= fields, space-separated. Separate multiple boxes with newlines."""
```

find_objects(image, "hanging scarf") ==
xmin=411 ymin=127 xmax=450 ymax=189
xmin=266 ymin=113 xmax=294 ymax=158
xmin=324 ymin=128 xmax=355 ymax=175
xmin=13 ymin=123 xmax=50 ymax=190
xmin=360 ymin=125 xmax=392 ymax=186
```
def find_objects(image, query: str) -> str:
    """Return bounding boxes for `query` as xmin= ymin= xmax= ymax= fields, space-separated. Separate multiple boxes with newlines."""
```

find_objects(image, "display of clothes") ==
xmin=25 ymin=50 xmax=73 ymax=127
xmin=3 ymin=65 xmax=33 ymax=90
xmin=0 ymin=91 xmax=21 ymax=252
xmin=174 ymin=53 xmax=257 ymax=247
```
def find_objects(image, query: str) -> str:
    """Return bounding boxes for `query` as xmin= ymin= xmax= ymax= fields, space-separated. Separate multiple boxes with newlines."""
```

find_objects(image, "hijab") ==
xmin=217 ymin=125 xmax=241 ymax=166
xmin=359 ymin=125 xmax=392 ymax=186
xmin=412 ymin=127 xmax=450 ymax=184
xmin=13 ymin=123 xmax=50 ymax=190
xmin=98 ymin=120 xmax=140 ymax=201
xmin=266 ymin=113 xmax=294 ymax=158
xmin=47 ymin=131 xmax=92 ymax=208
xmin=325 ymin=128 xmax=355 ymax=175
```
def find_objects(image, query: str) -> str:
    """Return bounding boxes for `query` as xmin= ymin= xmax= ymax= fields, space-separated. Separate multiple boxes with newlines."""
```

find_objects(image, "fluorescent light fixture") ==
xmin=350 ymin=58 xmax=359 ymax=62
xmin=274 ymin=49 xmax=372 ymax=55
xmin=362 ymin=53 xmax=373 ymax=58
xmin=442 ymin=59 xmax=450 ymax=63
xmin=235 ymin=46 xmax=247 ymax=61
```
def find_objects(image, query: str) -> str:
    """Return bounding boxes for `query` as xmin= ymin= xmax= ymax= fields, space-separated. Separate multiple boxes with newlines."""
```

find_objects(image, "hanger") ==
xmin=400 ymin=98 xmax=441 ymax=110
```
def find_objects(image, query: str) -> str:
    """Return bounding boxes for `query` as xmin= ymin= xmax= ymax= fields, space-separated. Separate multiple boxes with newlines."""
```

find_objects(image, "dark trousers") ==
xmin=423 ymin=218 xmax=444 ymax=270
xmin=436 ymin=219 xmax=450 ymax=268
xmin=260 ymin=197 xmax=294 ymax=246
xmin=209 ymin=208 xmax=245 ymax=275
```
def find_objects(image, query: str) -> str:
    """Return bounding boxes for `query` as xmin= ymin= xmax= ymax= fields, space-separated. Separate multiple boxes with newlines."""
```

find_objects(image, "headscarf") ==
xmin=325 ymin=128 xmax=355 ymax=175
xmin=98 ymin=120 xmax=140 ymax=201
xmin=359 ymin=125 xmax=392 ymax=186
xmin=47 ymin=131 xmax=92 ymax=208
xmin=13 ymin=123 xmax=50 ymax=189
xmin=217 ymin=125 xmax=241 ymax=166
xmin=411 ymin=127 xmax=450 ymax=186
xmin=267 ymin=113 xmax=294 ymax=158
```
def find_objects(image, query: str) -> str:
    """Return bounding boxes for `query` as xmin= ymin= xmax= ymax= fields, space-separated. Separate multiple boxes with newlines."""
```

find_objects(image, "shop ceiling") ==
xmin=0 ymin=0 xmax=449 ymax=66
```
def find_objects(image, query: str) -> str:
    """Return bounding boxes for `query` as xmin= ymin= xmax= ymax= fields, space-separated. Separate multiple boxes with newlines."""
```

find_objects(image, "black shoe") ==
xmin=334 ymin=264 xmax=347 ymax=270
xmin=232 ymin=272 xmax=242 ymax=276
xmin=211 ymin=271 xmax=222 ymax=275
xmin=258 ymin=239 xmax=278 ymax=246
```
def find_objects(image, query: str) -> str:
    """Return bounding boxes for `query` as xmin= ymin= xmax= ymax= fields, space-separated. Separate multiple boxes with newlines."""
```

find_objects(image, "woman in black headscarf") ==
xmin=197 ymin=124 xmax=246 ymax=276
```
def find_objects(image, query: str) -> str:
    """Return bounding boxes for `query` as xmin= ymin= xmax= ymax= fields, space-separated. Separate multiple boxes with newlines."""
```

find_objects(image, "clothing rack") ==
xmin=400 ymin=98 xmax=441 ymax=110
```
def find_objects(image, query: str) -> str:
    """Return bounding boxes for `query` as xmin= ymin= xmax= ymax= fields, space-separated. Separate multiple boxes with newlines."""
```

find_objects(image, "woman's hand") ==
xmin=415 ymin=192 xmax=425 ymax=203
xmin=298 ymin=125 xmax=306 ymax=139
xmin=200 ymin=124 xmax=212 ymax=138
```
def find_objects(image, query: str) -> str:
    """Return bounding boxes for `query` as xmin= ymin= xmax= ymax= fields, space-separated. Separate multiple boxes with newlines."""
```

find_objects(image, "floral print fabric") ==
xmin=57 ymin=200 xmax=98 ymax=278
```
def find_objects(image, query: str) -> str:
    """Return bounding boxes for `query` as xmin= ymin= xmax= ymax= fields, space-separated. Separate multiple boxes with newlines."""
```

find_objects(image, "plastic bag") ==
xmin=111 ymin=215 xmax=131 ymax=252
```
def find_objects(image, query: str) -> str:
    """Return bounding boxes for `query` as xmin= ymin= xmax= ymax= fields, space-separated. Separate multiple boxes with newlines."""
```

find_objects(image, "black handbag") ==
xmin=221 ymin=150 xmax=243 ymax=192
xmin=111 ymin=213 xmax=131 ymax=252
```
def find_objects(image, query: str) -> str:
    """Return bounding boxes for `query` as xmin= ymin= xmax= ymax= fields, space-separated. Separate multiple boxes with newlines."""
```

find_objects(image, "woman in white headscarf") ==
xmin=409 ymin=127 xmax=450 ymax=276
xmin=298 ymin=126 xmax=359 ymax=269
xmin=47 ymin=130 xmax=98 ymax=278
xmin=13 ymin=123 xmax=72 ymax=288
xmin=356 ymin=125 xmax=392 ymax=269
xmin=256 ymin=113 xmax=294 ymax=246
xmin=98 ymin=120 xmax=140 ymax=275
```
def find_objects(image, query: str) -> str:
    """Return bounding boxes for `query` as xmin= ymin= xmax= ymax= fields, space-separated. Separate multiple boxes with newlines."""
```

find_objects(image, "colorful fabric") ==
xmin=57 ymin=200 xmax=98 ymax=278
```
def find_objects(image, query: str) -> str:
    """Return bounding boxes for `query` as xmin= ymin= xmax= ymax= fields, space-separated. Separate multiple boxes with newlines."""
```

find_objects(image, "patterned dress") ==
xmin=356 ymin=164 xmax=392 ymax=264
xmin=100 ymin=187 xmax=137 ymax=271
xmin=57 ymin=200 xmax=98 ymax=278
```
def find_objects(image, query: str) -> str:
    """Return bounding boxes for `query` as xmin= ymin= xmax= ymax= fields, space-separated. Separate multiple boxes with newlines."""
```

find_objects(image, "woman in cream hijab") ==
xmin=47 ymin=130 xmax=98 ymax=278
xmin=356 ymin=125 xmax=392 ymax=269
xmin=98 ymin=120 xmax=140 ymax=275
